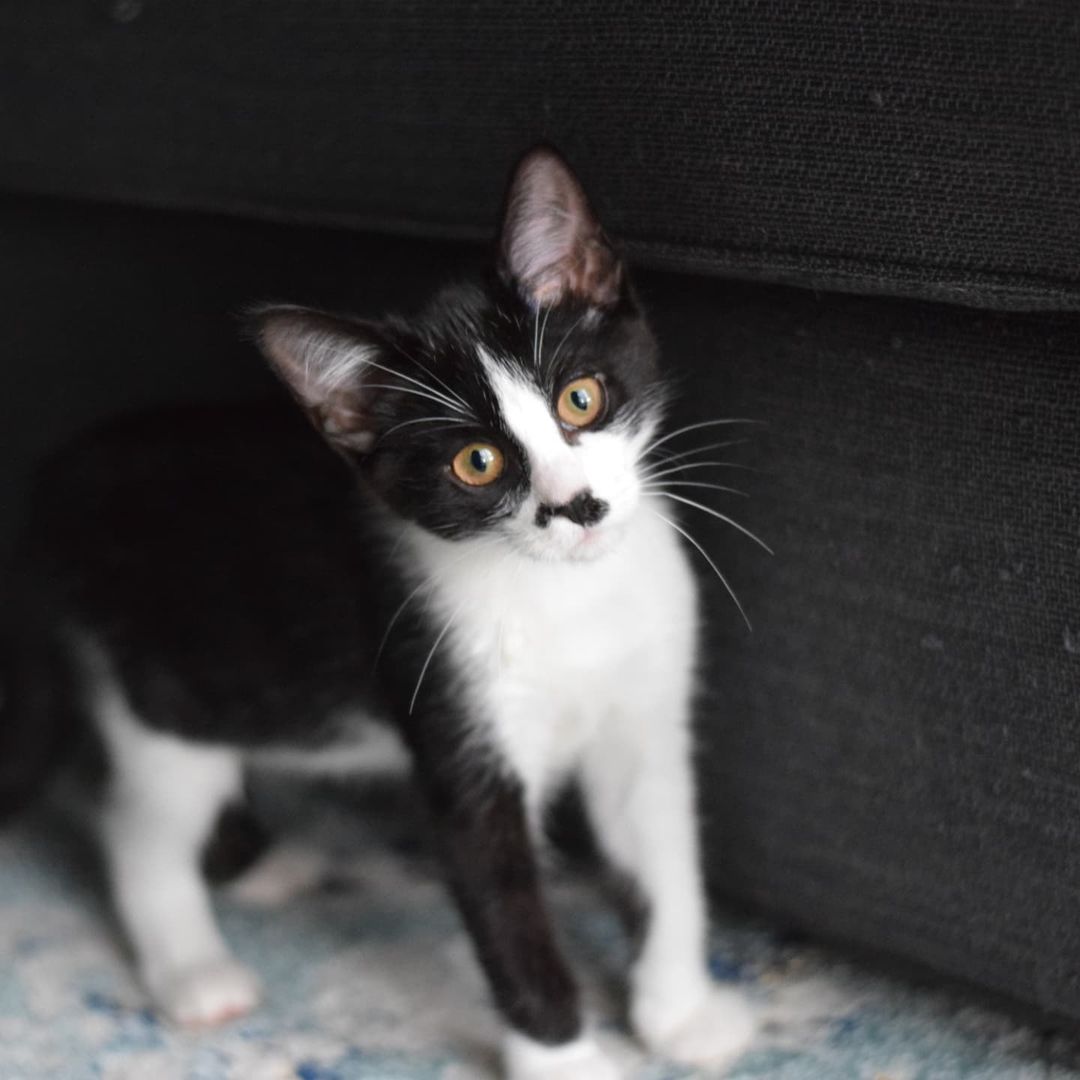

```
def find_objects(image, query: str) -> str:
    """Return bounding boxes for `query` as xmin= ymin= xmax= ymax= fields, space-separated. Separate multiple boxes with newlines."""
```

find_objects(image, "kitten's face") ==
xmin=367 ymin=289 xmax=662 ymax=562
xmin=255 ymin=147 xmax=666 ymax=563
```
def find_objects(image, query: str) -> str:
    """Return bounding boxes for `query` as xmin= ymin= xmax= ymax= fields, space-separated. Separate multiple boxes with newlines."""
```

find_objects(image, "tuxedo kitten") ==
xmin=2 ymin=147 xmax=757 ymax=1078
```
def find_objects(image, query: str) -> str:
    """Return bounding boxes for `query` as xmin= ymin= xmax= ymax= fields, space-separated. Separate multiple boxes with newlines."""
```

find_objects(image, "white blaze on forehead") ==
xmin=477 ymin=346 xmax=585 ymax=506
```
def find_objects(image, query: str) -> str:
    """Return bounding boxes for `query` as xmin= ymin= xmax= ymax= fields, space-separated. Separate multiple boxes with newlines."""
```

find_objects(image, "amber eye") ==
xmin=451 ymin=442 xmax=505 ymax=486
xmin=557 ymin=376 xmax=605 ymax=428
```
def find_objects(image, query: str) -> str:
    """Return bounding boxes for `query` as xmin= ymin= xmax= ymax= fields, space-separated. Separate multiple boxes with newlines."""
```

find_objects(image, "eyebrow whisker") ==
xmin=378 ymin=416 xmax=473 ymax=441
xmin=360 ymin=356 xmax=473 ymax=416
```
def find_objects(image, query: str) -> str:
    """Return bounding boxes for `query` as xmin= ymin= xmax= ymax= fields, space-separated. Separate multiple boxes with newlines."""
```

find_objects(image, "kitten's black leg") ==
xmin=409 ymin=740 xmax=618 ymax=1078
xmin=436 ymin=782 xmax=579 ymax=1040
xmin=201 ymin=800 xmax=272 ymax=885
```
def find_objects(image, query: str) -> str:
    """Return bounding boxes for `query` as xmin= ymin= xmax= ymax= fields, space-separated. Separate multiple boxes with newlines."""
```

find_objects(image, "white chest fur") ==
xmin=406 ymin=499 xmax=699 ymax=803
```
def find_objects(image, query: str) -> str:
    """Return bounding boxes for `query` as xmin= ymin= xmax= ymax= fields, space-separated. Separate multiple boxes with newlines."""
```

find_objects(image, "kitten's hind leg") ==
xmin=92 ymin=671 xmax=259 ymax=1027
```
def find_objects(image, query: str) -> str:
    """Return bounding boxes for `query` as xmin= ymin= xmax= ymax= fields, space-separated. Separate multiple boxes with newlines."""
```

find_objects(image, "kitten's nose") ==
xmin=535 ymin=492 xmax=609 ymax=528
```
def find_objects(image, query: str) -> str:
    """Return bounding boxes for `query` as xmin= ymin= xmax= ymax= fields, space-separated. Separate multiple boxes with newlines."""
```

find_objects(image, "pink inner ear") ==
xmin=502 ymin=152 xmax=622 ymax=309
xmin=257 ymin=311 xmax=380 ymax=449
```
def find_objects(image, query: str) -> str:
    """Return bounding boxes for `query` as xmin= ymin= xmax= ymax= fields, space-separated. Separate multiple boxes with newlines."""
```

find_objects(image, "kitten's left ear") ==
xmin=249 ymin=305 xmax=386 ymax=453
xmin=498 ymin=145 xmax=624 ymax=311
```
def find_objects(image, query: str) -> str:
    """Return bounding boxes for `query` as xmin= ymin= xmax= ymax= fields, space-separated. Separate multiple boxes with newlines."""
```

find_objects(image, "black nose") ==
xmin=535 ymin=492 xmax=609 ymax=528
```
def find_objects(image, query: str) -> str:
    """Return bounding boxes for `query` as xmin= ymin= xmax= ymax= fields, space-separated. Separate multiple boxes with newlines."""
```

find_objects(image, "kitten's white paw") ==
xmin=504 ymin=1032 xmax=622 ymax=1080
xmin=634 ymin=985 xmax=755 ymax=1069
xmin=149 ymin=958 xmax=261 ymax=1027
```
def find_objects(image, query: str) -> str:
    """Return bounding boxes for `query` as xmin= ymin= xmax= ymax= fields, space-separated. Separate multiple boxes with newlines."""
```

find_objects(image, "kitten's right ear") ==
xmin=498 ymin=145 xmax=624 ymax=311
xmin=249 ymin=305 xmax=385 ymax=453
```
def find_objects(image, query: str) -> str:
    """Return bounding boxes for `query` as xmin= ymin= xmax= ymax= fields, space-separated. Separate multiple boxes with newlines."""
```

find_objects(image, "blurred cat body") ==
xmin=1 ymin=148 xmax=755 ymax=1079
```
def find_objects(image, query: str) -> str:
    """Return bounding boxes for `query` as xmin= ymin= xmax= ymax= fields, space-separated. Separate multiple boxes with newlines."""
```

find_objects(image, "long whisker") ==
xmin=363 ymin=383 xmax=471 ymax=414
xmin=378 ymin=416 xmax=472 ymax=442
xmin=640 ymin=439 xmax=750 ymax=473
xmin=642 ymin=460 xmax=758 ymax=482
xmin=424 ymin=371 xmax=470 ymax=411
xmin=360 ymin=357 xmax=471 ymax=416
xmin=384 ymin=340 xmax=472 ymax=412
xmin=375 ymin=576 xmax=435 ymax=667
xmin=642 ymin=480 xmax=748 ymax=498
xmin=643 ymin=418 xmax=763 ymax=457
xmin=402 ymin=350 xmax=471 ymax=411
xmin=649 ymin=509 xmax=752 ymax=632
xmin=533 ymin=305 xmax=541 ymax=369
xmin=549 ymin=312 xmax=588 ymax=372
xmin=653 ymin=492 xmax=773 ymax=555
xmin=536 ymin=304 xmax=553 ymax=373
xmin=375 ymin=538 xmax=498 ymax=667
xmin=409 ymin=601 xmax=464 ymax=714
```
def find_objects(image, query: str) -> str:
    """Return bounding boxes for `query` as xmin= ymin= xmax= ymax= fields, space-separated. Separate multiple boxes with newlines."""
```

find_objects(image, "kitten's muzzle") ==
xmin=535 ymin=492 xmax=609 ymax=529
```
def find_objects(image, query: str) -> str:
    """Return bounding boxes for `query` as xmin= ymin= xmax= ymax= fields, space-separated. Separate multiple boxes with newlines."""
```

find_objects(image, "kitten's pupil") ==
xmin=471 ymin=447 xmax=493 ymax=472
xmin=569 ymin=388 xmax=591 ymax=413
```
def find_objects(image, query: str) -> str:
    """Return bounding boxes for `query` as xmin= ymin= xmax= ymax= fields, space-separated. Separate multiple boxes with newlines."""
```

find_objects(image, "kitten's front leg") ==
xmin=409 ymin=733 xmax=620 ymax=1080
xmin=581 ymin=715 xmax=756 ymax=1069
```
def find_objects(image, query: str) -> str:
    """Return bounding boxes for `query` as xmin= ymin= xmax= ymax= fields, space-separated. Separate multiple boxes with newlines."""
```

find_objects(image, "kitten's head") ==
xmin=253 ymin=146 xmax=666 ymax=562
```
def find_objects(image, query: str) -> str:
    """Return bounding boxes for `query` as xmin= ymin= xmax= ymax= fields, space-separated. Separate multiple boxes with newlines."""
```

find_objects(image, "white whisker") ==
xmin=549 ymin=312 xmax=588 ymax=372
xmin=642 ymin=480 xmax=748 ymax=498
xmin=642 ymin=418 xmax=763 ymax=457
xmin=377 ymin=538 xmax=499 ymax=672
xmin=360 ymin=356 xmax=472 ymax=416
xmin=363 ymin=382 xmax=470 ymax=414
xmin=408 ymin=602 xmax=463 ymax=715
xmin=640 ymin=438 xmax=750 ymax=474
xmin=378 ymin=416 xmax=472 ymax=441
xmin=641 ymin=459 xmax=757 ymax=482
xmin=649 ymin=509 xmax=752 ymax=632
xmin=405 ymin=354 xmax=471 ymax=410
xmin=535 ymin=304 xmax=552 ymax=372
xmin=653 ymin=492 xmax=773 ymax=555
xmin=375 ymin=577 xmax=435 ymax=667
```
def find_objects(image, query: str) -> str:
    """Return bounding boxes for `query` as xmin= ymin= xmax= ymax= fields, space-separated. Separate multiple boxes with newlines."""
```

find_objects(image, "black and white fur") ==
xmin=2 ymin=148 xmax=756 ymax=1078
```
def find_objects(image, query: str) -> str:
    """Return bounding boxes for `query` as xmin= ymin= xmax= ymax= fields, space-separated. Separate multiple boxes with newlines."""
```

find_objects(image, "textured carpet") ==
xmin=0 ymin=781 xmax=1076 ymax=1080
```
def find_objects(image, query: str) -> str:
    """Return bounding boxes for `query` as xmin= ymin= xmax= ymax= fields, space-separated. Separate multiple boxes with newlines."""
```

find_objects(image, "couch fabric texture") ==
xmin=2 ymin=2 xmax=1079 ymax=310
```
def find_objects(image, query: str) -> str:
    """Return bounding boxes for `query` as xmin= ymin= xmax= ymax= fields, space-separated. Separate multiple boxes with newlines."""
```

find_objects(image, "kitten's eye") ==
xmin=451 ymin=442 xmax=505 ymax=486
xmin=557 ymin=376 xmax=605 ymax=428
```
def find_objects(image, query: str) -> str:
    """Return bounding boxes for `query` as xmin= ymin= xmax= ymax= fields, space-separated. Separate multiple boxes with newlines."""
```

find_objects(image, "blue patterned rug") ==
xmin=0 ymin=781 xmax=1075 ymax=1080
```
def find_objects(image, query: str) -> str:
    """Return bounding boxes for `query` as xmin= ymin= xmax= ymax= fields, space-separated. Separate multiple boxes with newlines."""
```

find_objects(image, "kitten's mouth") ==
xmin=506 ymin=505 xmax=625 ymax=563
xmin=563 ymin=521 xmax=619 ymax=562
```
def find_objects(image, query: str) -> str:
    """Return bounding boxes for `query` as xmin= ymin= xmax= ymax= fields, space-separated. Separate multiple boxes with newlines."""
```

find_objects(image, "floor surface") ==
xmin=0 ymin=782 xmax=1076 ymax=1080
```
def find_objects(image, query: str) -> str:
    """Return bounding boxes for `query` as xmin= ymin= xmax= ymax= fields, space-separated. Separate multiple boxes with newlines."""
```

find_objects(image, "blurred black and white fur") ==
xmin=1 ymin=147 xmax=756 ymax=1079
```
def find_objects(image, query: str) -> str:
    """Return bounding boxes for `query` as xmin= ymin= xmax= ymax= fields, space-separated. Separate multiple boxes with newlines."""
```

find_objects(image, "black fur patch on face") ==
xmin=352 ymin=280 xmax=662 ymax=540
xmin=252 ymin=278 xmax=664 ymax=544
xmin=251 ymin=146 xmax=667 ymax=546
xmin=534 ymin=492 xmax=610 ymax=529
